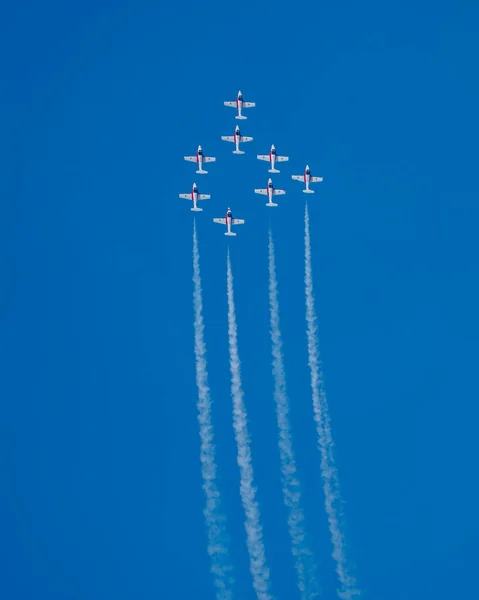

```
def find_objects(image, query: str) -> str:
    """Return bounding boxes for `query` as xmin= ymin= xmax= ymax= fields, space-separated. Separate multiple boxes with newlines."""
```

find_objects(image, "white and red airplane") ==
xmin=291 ymin=165 xmax=323 ymax=193
xmin=213 ymin=208 xmax=245 ymax=236
xmin=254 ymin=177 xmax=286 ymax=207
xmin=183 ymin=145 xmax=216 ymax=174
xmin=179 ymin=182 xmax=210 ymax=212
xmin=257 ymin=144 xmax=289 ymax=173
xmin=221 ymin=125 xmax=253 ymax=154
xmin=224 ymin=90 xmax=256 ymax=120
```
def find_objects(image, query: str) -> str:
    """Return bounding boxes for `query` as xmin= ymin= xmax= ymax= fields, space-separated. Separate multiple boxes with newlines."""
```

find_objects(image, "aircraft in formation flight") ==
xmin=257 ymin=144 xmax=289 ymax=173
xmin=213 ymin=208 xmax=245 ymax=236
xmin=254 ymin=177 xmax=286 ymax=207
xmin=184 ymin=145 xmax=216 ymax=174
xmin=224 ymin=90 xmax=256 ymax=120
xmin=179 ymin=183 xmax=210 ymax=212
xmin=181 ymin=91 xmax=324 ymax=233
xmin=291 ymin=165 xmax=324 ymax=193
xmin=221 ymin=125 xmax=254 ymax=154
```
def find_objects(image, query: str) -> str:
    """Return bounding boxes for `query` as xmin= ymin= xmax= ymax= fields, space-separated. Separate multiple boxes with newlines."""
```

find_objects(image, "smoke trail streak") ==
xmin=268 ymin=229 xmax=319 ymax=599
xmin=226 ymin=250 xmax=273 ymax=600
xmin=193 ymin=221 xmax=234 ymax=600
xmin=304 ymin=204 xmax=360 ymax=600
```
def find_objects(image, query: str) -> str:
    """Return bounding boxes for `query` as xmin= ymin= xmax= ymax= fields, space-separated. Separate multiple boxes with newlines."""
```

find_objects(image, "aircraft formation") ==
xmin=181 ymin=90 xmax=323 ymax=236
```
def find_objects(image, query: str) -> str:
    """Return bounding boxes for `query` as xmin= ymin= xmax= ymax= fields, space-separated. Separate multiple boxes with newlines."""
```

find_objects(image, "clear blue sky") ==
xmin=2 ymin=1 xmax=479 ymax=598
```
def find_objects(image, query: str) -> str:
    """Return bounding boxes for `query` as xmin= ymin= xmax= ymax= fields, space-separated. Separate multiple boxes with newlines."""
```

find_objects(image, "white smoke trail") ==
xmin=193 ymin=221 xmax=234 ymax=600
xmin=226 ymin=250 xmax=273 ymax=600
xmin=304 ymin=204 xmax=360 ymax=600
xmin=268 ymin=229 xmax=319 ymax=600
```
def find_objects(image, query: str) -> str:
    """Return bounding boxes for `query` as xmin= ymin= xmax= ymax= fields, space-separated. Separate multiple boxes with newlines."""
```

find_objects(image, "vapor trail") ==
xmin=304 ymin=204 xmax=360 ymax=599
xmin=268 ymin=229 xmax=319 ymax=599
xmin=226 ymin=250 xmax=273 ymax=600
xmin=193 ymin=221 xmax=234 ymax=600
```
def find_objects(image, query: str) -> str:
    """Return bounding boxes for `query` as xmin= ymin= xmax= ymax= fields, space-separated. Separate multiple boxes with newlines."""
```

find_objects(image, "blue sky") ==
xmin=2 ymin=0 xmax=479 ymax=598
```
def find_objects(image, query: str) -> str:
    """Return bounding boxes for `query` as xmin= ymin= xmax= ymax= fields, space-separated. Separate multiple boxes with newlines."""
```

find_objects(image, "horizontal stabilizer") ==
xmin=268 ymin=168 xmax=280 ymax=173
xmin=266 ymin=202 xmax=278 ymax=207
xmin=191 ymin=207 xmax=203 ymax=211
xmin=303 ymin=189 xmax=315 ymax=194
xmin=235 ymin=115 xmax=247 ymax=120
xmin=233 ymin=150 xmax=245 ymax=154
xmin=225 ymin=231 xmax=237 ymax=236
xmin=196 ymin=169 xmax=207 ymax=174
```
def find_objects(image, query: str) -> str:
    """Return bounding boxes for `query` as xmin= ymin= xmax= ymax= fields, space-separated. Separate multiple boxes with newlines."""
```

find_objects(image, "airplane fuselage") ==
xmin=236 ymin=95 xmax=243 ymax=118
xmin=304 ymin=170 xmax=311 ymax=190
xmin=191 ymin=188 xmax=198 ymax=209
xmin=270 ymin=149 xmax=276 ymax=170
xmin=267 ymin=183 xmax=274 ymax=201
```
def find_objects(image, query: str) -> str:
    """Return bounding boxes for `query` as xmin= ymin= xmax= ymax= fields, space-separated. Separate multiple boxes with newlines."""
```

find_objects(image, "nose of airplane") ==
xmin=271 ymin=144 xmax=275 ymax=149
xmin=198 ymin=145 xmax=202 ymax=150
xmin=238 ymin=90 xmax=242 ymax=96
xmin=306 ymin=164 xmax=309 ymax=170
xmin=268 ymin=177 xmax=272 ymax=184
xmin=235 ymin=125 xmax=240 ymax=131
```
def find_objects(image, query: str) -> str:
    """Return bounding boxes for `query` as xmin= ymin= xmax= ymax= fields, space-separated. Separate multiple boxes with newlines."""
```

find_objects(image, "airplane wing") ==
xmin=184 ymin=156 xmax=197 ymax=162
xmin=232 ymin=218 xmax=245 ymax=225
xmin=291 ymin=175 xmax=303 ymax=181
xmin=224 ymin=101 xmax=236 ymax=107
xmin=213 ymin=218 xmax=226 ymax=224
xmin=310 ymin=176 xmax=323 ymax=182
xmin=254 ymin=188 xmax=268 ymax=195
xmin=203 ymin=157 xmax=216 ymax=163
xmin=221 ymin=136 xmax=234 ymax=142
xmin=273 ymin=189 xmax=286 ymax=195
xmin=198 ymin=194 xmax=210 ymax=200
xmin=276 ymin=156 xmax=289 ymax=162
xmin=179 ymin=194 xmax=192 ymax=199
xmin=257 ymin=155 xmax=270 ymax=162
xmin=243 ymin=102 xmax=255 ymax=108
xmin=240 ymin=136 xmax=253 ymax=142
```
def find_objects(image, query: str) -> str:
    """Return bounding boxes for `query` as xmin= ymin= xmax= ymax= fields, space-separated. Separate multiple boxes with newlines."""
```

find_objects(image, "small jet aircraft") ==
xmin=183 ymin=145 xmax=216 ymax=174
xmin=257 ymin=144 xmax=289 ymax=173
xmin=213 ymin=208 xmax=245 ymax=236
xmin=291 ymin=165 xmax=324 ymax=193
xmin=254 ymin=178 xmax=286 ymax=207
xmin=179 ymin=182 xmax=210 ymax=211
xmin=224 ymin=90 xmax=256 ymax=120
xmin=221 ymin=125 xmax=253 ymax=154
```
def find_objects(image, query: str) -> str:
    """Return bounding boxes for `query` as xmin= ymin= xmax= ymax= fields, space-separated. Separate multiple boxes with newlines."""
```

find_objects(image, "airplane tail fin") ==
xmin=196 ymin=169 xmax=207 ymax=174
xmin=191 ymin=207 xmax=203 ymax=212
xmin=225 ymin=231 xmax=237 ymax=236
xmin=268 ymin=168 xmax=280 ymax=174
xmin=266 ymin=202 xmax=278 ymax=207
xmin=233 ymin=150 xmax=245 ymax=154
xmin=303 ymin=189 xmax=315 ymax=194
xmin=235 ymin=115 xmax=247 ymax=120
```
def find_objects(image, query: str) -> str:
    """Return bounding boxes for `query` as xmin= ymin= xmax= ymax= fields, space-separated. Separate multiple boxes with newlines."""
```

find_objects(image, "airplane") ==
xmin=224 ymin=90 xmax=256 ymax=119
xmin=257 ymin=144 xmax=289 ymax=173
xmin=213 ymin=207 xmax=245 ymax=236
xmin=183 ymin=145 xmax=216 ymax=174
xmin=291 ymin=165 xmax=324 ymax=193
xmin=179 ymin=182 xmax=210 ymax=211
xmin=221 ymin=125 xmax=253 ymax=154
xmin=254 ymin=177 xmax=286 ymax=207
